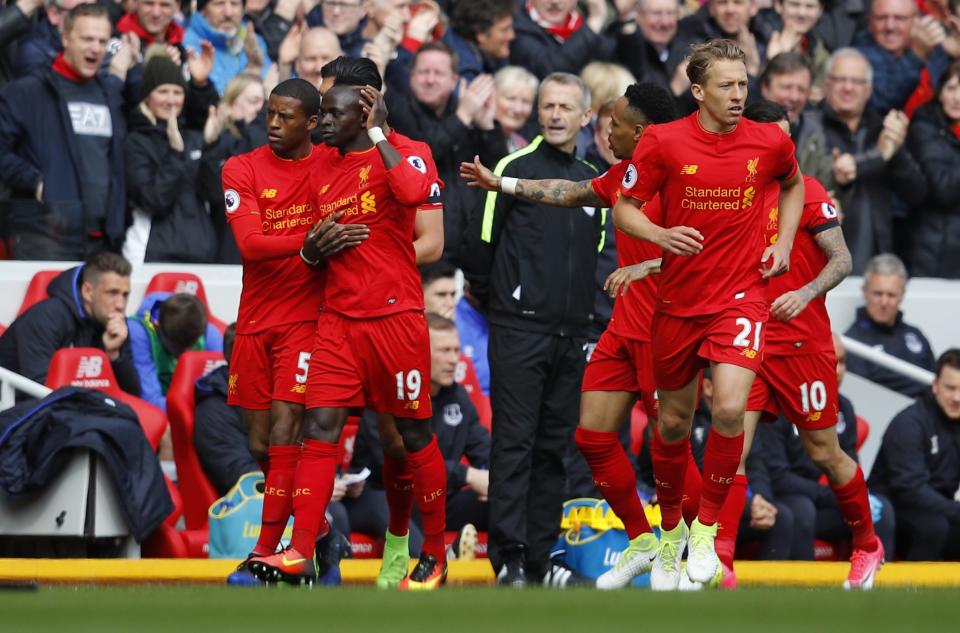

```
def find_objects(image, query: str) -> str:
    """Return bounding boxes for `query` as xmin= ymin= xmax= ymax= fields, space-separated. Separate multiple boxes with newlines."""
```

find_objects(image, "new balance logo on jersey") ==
xmin=260 ymin=188 xmax=277 ymax=199
xmin=740 ymin=348 xmax=758 ymax=359
xmin=76 ymin=355 xmax=103 ymax=378
xmin=290 ymin=384 xmax=306 ymax=394
xmin=680 ymin=164 xmax=698 ymax=174
xmin=361 ymin=190 xmax=377 ymax=214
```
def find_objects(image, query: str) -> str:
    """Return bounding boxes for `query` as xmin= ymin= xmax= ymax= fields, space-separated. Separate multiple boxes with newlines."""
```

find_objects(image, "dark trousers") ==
xmin=444 ymin=488 xmax=489 ymax=532
xmin=487 ymin=325 xmax=586 ymax=579
xmin=782 ymin=493 xmax=896 ymax=560
xmin=895 ymin=505 xmax=960 ymax=561
xmin=343 ymin=488 xmax=424 ymax=556
xmin=738 ymin=500 xmax=796 ymax=560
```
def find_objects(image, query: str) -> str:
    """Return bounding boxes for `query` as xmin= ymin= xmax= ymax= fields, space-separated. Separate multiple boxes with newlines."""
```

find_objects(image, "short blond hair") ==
xmin=686 ymin=39 xmax=746 ymax=86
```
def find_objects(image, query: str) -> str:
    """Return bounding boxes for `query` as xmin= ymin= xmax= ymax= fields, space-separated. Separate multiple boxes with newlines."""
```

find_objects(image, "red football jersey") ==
xmin=591 ymin=161 xmax=663 ymax=342
xmin=222 ymin=145 xmax=328 ymax=334
xmin=310 ymin=134 xmax=443 ymax=319
xmin=762 ymin=174 xmax=840 ymax=355
xmin=621 ymin=113 xmax=798 ymax=317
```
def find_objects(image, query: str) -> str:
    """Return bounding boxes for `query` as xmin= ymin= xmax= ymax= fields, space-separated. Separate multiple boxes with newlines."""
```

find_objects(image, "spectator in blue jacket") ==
xmin=0 ymin=3 xmax=135 ymax=259
xmin=853 ymin=0 xmax=950 ymax=114
xmin=128 ymin=291 xmax=223 ymax=412
xmin=0 ymin=0 xmax=44 ymax=85
xmin=844 ymin=253 xmax=936 ymax=398
xmin=510 ymin=0 xmax=617 ymax=79
xmin=869 ymin=348 xmax=960 ymax=560
xmin=184 ymin=0 xmax=272 ymax=95
xmin=441 ymin=0 xmax=515 ymax=81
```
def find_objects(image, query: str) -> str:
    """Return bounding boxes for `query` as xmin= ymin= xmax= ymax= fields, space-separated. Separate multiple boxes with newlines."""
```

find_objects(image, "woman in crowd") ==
xmin=492 ymin=65 xmax=538 ymax=152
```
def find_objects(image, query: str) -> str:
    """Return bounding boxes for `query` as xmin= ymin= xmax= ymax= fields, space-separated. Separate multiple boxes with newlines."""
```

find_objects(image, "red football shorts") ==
xmin=582 ymin=329 xmax=658 ymax=418
xmin=228 ymin=321 xmax=315 ymax=409
xmin=652 ymin=300 xmax=769 ymax=391
xmin=747 ymin=350 xmax=839 ymax=430
xmin=306 ymin=310 xmax=432 ymax=420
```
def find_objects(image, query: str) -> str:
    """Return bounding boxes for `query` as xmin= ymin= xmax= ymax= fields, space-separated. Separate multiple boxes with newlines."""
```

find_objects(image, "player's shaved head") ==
xmin=743 ymin=99 xmax=789 ymax=123
xmin=271 ymin=78 xmax=321 ymax=117
xmin=624 ymin=82 xmax=678 ymax=125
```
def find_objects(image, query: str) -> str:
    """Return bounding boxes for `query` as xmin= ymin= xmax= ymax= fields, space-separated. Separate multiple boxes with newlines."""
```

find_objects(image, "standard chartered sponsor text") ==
xmin=682 ymin=185 xmax=743 ymax=210
xmin=262 ymin=202 xmax=314 ymax=231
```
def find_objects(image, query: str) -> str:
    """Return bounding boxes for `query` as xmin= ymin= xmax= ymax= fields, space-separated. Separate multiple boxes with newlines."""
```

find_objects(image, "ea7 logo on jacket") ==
xmin=67 ymin=101 xmax=111 ymax=137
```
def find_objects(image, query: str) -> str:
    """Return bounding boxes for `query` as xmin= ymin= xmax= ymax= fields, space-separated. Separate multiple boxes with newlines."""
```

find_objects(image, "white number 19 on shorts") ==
xmin=395 ymin=370 xmax=422 ymax=401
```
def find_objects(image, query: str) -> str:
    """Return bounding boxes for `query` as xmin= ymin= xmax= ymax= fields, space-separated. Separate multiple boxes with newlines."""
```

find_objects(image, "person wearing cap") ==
xmin=184 ymin=0 xmax=272 ymax=95
xmin=123 ymin=51 xmax=224 ymax=264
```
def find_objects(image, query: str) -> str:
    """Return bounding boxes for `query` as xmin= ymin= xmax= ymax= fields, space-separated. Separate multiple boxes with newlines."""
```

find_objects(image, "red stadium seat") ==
xmin=17 ymin=269 xmax=64 ymax=317
xmin=45 ymin=348 xmax=166 ymax=449
xmin=855 ymin=416 xmax=870 ymax=452
xmin=166 ymin=350 xmax=226 ymax=531
xmin=144 ymin=272 xmax=228 ymax=333
xmin=456 ymin=355 xmax=492 ymax=431
xmin=630 ymin=403 xmax=649 ymax=456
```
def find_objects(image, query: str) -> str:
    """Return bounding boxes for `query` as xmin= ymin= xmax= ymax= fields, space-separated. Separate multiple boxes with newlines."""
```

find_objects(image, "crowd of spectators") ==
xmin=1 ymin=0 xmax=959 ymax=566
xmin=3 ymin=0 xmax=960 ymax=276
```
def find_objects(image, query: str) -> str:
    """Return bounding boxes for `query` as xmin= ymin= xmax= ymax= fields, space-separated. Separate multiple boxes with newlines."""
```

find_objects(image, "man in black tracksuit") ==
xmin=869 ymin=349 xmax=960 ymax=560
xmin=461 ymin=72 xmax=604 ymax=586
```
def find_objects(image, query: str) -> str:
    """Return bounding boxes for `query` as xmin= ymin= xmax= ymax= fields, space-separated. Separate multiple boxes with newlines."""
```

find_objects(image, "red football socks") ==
xmin=832 ymin=467 xmax=878 ymax=552
xmin=575 ymin=427 xmax=652 ymax=539
xmin=682 ymin=444 xmax=703 ymax=526
xmin=651 ymin=428 xmax=690 ymax=531
xmin=382 ymin=451 xmax=415 ymax=537
xmin=289 ymin=439 xmax=339 ymax=559
xmin=698 ymin=429 xmax=744 ymax=526
xmin=258 ymin=459 xmax=270 ymax=479
xmin=406 ymin=437 xmax=447 ymax=561
xmin=715 ymin=473 xmax=747 ymax=569
xmin=252 ymin=445 xmax=299 ymax=556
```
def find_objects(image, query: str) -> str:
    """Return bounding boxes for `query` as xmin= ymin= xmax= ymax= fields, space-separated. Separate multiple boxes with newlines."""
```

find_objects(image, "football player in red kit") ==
xmin=613 ymin=40 xmax=805 ymax=589
xmin=249 ymin=74 xmax=449 ymax=589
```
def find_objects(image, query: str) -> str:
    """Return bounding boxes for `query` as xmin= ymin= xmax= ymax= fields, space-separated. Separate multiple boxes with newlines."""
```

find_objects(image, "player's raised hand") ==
xmin=770 ymin=287 xmax=814 ymax=321
xmin=460 ymin=155 xmax=498 ymax=191
xmin=654 ymin=225 xmax=703 ymax=256
xmin=604 ymin=258 xmax=662 ymax=298
xmin=760 ymin=242 xmax=790 ymax=278
xmin=359 ymin=85 xmax=388 ymax=130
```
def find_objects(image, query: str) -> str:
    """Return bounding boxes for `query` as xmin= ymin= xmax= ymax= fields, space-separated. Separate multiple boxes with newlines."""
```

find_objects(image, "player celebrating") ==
xmin=221 ymin=79 xmax=368 ymax=583
xmin=249 ymin=77 xmax=449 ymax=590
xmin=460 ymin=83 xmax=705 ymax=589
xmin=713 ymin=100 xmax=882 ymax=589
xmin=613 ymin=39 xmax=805 ymax=589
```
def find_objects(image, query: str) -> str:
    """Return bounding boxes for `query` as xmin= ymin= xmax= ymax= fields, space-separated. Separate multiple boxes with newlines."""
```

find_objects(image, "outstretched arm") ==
xmin=770 ymin=225 xmax=851 ymax=321
xmin=460 ymin=155 xmax=604 ymax=208
xmin=612 ymin=195 xmax=703 ymax=256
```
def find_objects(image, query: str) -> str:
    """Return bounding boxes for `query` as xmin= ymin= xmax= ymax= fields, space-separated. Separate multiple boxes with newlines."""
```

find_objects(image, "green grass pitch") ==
xmin=2 ymin=586 xmax=959 ymax=633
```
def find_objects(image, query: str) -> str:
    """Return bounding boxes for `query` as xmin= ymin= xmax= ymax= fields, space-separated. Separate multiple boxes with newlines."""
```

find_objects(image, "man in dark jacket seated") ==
xmin=869 ymin=348 xmax=960 ymax=560
xmin=0 ymin=251 xmax=140 ymax=397
xmin=194 ymin=323 xmax=258 ymax=495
